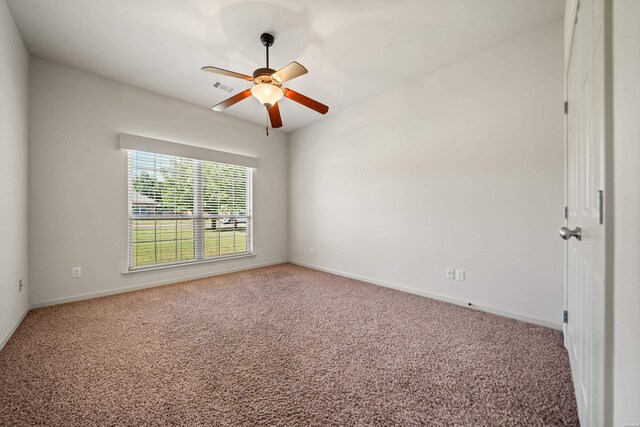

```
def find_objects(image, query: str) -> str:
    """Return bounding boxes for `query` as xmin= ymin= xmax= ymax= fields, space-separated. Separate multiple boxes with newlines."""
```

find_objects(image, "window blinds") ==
xmin=127 ymin=150 xmax=252 ymax=270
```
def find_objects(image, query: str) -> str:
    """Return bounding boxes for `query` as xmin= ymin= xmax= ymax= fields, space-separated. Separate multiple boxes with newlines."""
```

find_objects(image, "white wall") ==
xmin=613 ymin=0 xmax=640 ymax=423
xmin=289 ymin=21 xmax=565 ymax=328
xmin=28 ymin=57 xmax=288 ymax=306
xmin=0 ymin=0 xmax=29 ymax=349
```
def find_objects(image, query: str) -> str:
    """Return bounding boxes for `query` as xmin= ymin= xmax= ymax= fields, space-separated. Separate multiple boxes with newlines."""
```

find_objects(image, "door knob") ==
xmin=559 ymin=226 xmax=582 ymax=241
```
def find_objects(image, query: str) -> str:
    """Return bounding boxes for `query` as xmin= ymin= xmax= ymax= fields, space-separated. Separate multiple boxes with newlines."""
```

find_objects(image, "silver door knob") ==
xmin=559 ymin=226 xmax=582 ymax=241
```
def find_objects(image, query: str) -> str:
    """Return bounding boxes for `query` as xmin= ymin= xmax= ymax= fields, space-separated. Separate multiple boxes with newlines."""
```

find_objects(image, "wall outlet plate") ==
xmin=455 ymin=269 xmax=465 ymax=281
xmin=447 ymin=268 xmax=455 ymax=279
xmin=72 ymin=267 xmax=82 ymax=278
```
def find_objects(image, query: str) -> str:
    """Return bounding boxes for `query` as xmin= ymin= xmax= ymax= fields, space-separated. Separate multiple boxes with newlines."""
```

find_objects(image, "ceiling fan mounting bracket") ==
xmin=260 ymin=33 xmax=275 ymax=48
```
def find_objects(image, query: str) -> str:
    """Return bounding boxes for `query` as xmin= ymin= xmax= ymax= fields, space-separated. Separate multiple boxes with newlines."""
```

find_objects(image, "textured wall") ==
xmin=613 ymin=0 xmax=640 ymax=423
xmin=28 ymin=58 xmax=288 ymax=305
xmin=289 ymin=21 xmax=565 ymax=328
xmin=0 ymin=0 xmax=29 ymax=348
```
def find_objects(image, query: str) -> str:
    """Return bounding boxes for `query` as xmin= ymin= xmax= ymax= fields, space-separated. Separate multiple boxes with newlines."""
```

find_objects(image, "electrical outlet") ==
xmin=19 ymin=278 xmax=23 ymax=292
xmin=72 ymin=267 xmax=82 ymax=278
xmin=455 ymin=269 xmax=465 ymax=281
xmin=447 ymin=268 xmax=455 ymax=279
xmin=310 ymin=246 xmax=314 ymax=254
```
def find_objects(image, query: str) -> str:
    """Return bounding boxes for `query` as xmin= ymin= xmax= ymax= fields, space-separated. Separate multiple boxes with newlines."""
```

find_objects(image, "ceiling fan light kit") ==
xmin=251 ymin=84 xmax=283 ymax=108
xmin=202 ymin=32 xmax=328 ymax=134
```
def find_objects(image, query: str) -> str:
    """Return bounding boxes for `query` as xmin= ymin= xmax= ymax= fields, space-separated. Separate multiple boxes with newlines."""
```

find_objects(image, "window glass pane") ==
xmin=202 ymin=162 xmax=250 ymax=259
xmin=132 ymin=219 xmax=195 ymax=268
xmin=128 ymin=150 xmax=252 ymax=270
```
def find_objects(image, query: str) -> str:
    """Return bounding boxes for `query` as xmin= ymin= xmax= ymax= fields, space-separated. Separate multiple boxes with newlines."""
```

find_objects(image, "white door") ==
xmin=563 ymin=0 xmax=607 ymax=425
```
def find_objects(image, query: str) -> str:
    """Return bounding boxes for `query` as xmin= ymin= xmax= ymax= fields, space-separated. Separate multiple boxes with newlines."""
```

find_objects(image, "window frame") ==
xmin=126 ymin=150 xmax=253 ymax=271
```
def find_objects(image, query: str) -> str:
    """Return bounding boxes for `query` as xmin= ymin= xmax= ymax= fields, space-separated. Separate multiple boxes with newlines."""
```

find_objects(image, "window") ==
xmin=127 ymin=150 xmax=252 ymax=270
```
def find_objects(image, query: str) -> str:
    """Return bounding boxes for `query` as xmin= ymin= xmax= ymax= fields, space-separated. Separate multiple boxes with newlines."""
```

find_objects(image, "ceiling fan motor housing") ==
xmin=252 ymin=68 xmax=281 ymax=86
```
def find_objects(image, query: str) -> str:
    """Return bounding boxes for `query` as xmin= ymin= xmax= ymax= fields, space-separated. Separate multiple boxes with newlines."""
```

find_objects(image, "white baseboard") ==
xmin=30 ymin=260 xmax=288 ymax=309
xmin=290 ymin=260 xmax=562 ymax=330
xmin=0 ymin=304 xmax=31 ymax=351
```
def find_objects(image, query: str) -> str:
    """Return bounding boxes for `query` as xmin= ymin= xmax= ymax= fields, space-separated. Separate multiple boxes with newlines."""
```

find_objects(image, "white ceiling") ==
xmin=7 ymin=0 xmax=564 ymax=133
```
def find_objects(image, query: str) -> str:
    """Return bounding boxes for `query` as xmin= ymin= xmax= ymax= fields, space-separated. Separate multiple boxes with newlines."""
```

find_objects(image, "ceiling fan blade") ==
xmin=212 ymin=89 xmax=252 ymax=112
xmin=272 ymin=61 xmax=308 ymax=83
xmin=283 ymin=89 xmax=329 ymax=115
xmin=268 ymin=103 xmax=283 ymax=128
xmin=201 ymin=66 xmax=253 ymax=81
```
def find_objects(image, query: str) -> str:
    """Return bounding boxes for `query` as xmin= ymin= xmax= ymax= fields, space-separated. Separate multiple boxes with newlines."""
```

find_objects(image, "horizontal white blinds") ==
xmin=119 ymin=133 xmax=259 ymax=169
xmin=127 ymin=149 xmax=252 ymax=270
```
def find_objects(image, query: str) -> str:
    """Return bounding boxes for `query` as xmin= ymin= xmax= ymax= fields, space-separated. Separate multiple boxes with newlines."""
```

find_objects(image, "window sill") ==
xmin=121 ymin=253 xmax=255 ymax=276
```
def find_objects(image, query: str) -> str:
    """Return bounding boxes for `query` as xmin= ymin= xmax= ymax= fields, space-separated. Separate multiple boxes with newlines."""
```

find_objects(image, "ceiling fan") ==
xmin=202 ymin=33 xmax=328 ymax=133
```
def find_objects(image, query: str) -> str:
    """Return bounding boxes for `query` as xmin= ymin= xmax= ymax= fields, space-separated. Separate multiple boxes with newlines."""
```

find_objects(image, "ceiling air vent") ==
xmin=212 ymin=81 xmax=236 ymax=94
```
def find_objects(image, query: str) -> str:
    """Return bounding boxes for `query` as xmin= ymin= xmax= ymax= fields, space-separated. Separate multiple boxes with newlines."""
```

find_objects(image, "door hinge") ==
xmin=563 ymin=310 xmax=569 ymax=323
xmin=564 ymin=206 xmax=568 ymax=219
xmin=564 ymin=101 xmax=568 ymax=114
xmin=598 ymin=190 xmax=604 ymax=224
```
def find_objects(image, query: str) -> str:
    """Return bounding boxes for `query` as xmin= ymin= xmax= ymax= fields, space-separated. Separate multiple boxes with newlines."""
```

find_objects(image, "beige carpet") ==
xmin=0 ymin=264 xmax=578 ymax=426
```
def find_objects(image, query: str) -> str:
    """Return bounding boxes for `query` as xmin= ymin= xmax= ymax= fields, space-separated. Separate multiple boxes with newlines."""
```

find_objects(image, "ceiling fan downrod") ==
xmin=260 ymin=33 xmax=274 ymax=69
xmin=261 ymin=33 xmax=275 ymax=136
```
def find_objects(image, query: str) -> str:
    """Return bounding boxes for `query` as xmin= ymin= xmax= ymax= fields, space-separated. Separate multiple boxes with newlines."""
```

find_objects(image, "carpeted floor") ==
xmin=0 ymin=264 xmax=578 ymax=426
